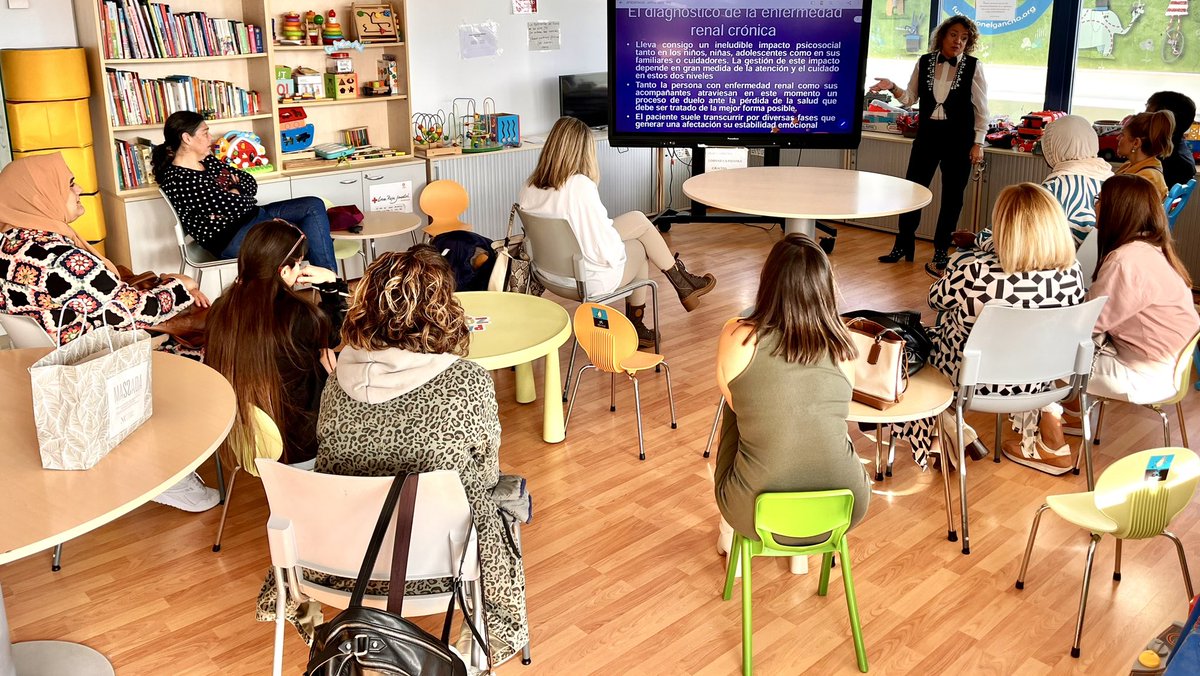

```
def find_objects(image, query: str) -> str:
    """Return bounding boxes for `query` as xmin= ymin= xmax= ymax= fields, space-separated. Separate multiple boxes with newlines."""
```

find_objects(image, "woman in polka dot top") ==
xmin=152 ymin=111 xmax=337 ymax=271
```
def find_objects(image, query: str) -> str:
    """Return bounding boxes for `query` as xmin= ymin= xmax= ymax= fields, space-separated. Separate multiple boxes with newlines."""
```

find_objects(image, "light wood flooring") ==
xmin=4 ymin=222 xmax=1199 ymax=675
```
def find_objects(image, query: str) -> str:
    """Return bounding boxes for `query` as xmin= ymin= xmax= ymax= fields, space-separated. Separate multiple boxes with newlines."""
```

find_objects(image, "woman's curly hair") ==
xmin=931 ymin=15 xmax=980 ymax=55
xmin=341 ymin=245 xmax=470 ymax=356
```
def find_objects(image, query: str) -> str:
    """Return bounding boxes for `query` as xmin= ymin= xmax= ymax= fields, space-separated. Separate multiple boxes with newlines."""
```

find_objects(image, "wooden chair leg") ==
xmin=212 ymin=466 xmax=240 ymax=552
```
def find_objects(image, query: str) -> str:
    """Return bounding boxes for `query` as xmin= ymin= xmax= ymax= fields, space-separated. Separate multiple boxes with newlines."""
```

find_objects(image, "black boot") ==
xmin=662 ymin=253 xmax=716 ymax=312
xmin=878 ymin=245 xmax=915 ymax=263
xmin=924 ymin=249 xmax=951 ymax=278
xmin=626 ymin=301 xmax=657 ymax=349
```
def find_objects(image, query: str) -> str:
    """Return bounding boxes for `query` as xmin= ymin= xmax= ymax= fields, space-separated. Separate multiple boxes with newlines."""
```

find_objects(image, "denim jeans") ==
xmin=220 ymin=196 xmax=337 ymax=271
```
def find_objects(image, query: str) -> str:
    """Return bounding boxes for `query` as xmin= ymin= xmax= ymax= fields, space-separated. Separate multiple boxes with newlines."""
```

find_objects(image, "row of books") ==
xmin=100 ymin=0 xmax=265 ymax=60
xmin=106 ymin=68 xmax=262 ymax=128
xmin=114 ymin=137 xmax=155 ymax=191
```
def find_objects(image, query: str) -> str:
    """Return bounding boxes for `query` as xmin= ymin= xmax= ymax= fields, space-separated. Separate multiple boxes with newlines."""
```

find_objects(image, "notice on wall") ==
xmin=459 ymin=21 xmax=501 ymax=59
xmin=369 ymin=180 xmax=413 ymax=213
xmin=975 ymin=0 xmax=1017 ymax=22
xmin=528 ymin=21 xmax=561 ymax=51
xmin=705 ymin=147 xmax=749 ymax=173
xmin=513 ymin=0 xmax=537 ymax=14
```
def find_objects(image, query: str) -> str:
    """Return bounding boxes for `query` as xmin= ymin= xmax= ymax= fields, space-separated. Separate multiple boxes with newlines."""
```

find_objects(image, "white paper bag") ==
xmin=28 ymin=326 xmax=154 ymax=470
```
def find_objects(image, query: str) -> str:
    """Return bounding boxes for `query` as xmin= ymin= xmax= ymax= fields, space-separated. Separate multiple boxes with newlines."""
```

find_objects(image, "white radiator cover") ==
xmin=429 ymin=140 xmax=656 ymax=240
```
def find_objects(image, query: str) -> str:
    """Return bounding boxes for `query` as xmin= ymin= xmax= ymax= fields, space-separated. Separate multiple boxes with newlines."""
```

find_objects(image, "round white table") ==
xmin=682 ymin=166 xmax=933 ymax=240
xmin=0 ymin=349 xmax=236 ymax=676
xmin=330 ymin=211 xmax=423 ymax=265
xmin=457 ymin=292 xmax=572 ymax=443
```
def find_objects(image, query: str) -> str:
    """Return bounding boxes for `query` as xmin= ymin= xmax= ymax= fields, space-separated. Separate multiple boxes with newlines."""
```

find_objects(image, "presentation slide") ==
xmin=609 ymin=0 xmax=869 ymax=148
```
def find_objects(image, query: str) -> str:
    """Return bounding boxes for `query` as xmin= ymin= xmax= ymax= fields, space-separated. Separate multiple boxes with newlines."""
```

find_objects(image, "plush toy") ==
xmin=216 ymin=130 xmax=271 ymax=170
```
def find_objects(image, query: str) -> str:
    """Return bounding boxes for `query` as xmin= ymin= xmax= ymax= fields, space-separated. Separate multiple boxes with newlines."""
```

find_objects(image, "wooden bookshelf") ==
xmin=278 ymin=94 xmax=406 ymax=109
xmin=273 ymin=41 xmax=405 ymax=52
xmin=112 ymin=112 xmax=273 ymax=131
xmin=102 ymin=53 xmax=269 ymax=65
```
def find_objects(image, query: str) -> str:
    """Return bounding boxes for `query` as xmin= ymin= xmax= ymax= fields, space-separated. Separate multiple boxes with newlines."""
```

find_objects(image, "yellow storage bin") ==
xmin=13 ymin=146 xmax=98 ymax=193
xmin=6 ymin=99 xmax=93 ymax=151
xmin=72 ymin=194 xmax=107 ymax=243
xmin=0 ymin=48 xmax=89 ymax=102
xmin=91 ymin=240 xmax=106 ymax=257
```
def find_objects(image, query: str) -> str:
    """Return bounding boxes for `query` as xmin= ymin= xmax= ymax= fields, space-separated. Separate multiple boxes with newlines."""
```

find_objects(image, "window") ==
xmin=865 ymin=0 xmax=930 ymax=99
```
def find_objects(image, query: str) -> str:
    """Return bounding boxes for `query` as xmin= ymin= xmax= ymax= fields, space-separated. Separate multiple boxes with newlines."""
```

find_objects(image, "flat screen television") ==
xmin=608 ymin=0 xmax=871 ymax=149
xmin=559 ymin=72 xmax=609 ymax=129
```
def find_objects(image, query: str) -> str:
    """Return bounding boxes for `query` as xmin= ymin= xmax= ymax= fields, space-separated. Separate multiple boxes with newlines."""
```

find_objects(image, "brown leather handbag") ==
xmin=117 ymin=266 xmax=208 ymax=348
xmin=843 ymin=317 xmax=909 ymax=410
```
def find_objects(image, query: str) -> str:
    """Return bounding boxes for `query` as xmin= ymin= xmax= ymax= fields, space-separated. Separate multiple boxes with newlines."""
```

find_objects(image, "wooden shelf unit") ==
xmin=273 ymin=41 xmax=405 ymax=52
xmin=102 ymin=53 xmax=269 ymax=65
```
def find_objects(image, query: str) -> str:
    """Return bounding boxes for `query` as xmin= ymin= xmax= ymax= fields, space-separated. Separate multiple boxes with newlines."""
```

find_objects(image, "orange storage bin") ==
xmin=72 ymin=194 xmax=107 ymax=243
xmin=13 ymin=146 xmax=98 ymax=193
xmin=6 ymin=99 xmax=93 ymax=151
xmin=0 ymin=48 xmax=89 ymax=102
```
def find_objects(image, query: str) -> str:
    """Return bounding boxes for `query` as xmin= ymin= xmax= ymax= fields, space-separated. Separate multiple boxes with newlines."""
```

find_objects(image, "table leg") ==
xmin=359 ymin=241 xmax=370 ymax=267
xmin=514 ymin=362 xmax=536 ymax=404
xmin=784 ymin=217 xmax=817 ymax=240
xmin=542 ymin=350 xmax=565 ymax=443
xmin=874 ymin=424 xmax=884 ymax=482
xmin=1 ymin=584 xmax=113 ymax=676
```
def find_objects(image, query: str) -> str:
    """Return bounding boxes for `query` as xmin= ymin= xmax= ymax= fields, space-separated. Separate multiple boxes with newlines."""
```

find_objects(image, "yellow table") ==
xmin=457 ymin=291 xmax=572 ymax=443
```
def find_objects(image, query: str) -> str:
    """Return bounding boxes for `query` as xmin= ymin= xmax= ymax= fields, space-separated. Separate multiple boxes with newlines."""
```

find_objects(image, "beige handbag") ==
xmin=844 ymin=317 xmax=908 ymax=410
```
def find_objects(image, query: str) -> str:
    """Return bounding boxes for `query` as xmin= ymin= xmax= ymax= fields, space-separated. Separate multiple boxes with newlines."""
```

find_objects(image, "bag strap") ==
xmin=386 ymin=474 xmax=420 ymax=615
xmin=438 ymin=509 xmax=492 ymax=668
xmin=505 ymin=203 xmax=520 ymax=241
xmin=347 ymin=473 xmax=418 ymax=610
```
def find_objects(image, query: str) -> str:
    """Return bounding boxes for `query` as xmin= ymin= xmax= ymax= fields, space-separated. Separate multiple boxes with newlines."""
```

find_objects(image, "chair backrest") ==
xmin=1076 ymin=228 xmax=1099 ymax=290
xmin=753 ymin=489 xmax=854 ymax=553
xmin=959 ymin=299 xmax=1107 ymax=400
xmin=158 ymin=187 xmax=189 ymax=249
xmin=420 ymin=180 xmax=471 ymax=237
xmin=234 ymin=405 xmax=283 ymax=477
xmin=517 ymin=207 xmax=587 ymax=300
xmin=0 ymin=313 xmax=55 ymax=348
xmin=256 ymin=461 xmax=476 ymax=582
xmin=1165 ymin=179 xmax=1196 ymax=230
xmin=1093 ymin=447 xmax=1200 ymax=540
xmin=573 ymin=302 xmax=638 ymax=373
xmin=1159 ymin=330 xmax=1200 ymax=407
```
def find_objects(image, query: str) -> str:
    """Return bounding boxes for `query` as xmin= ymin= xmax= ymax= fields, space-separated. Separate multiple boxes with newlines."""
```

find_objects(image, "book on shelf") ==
xmin=106 ymin=68 xmax=261 ymax=127
xmin=114 ymin=136 xmax=157 ymax=191
xmin=100 ymin=0 xmax=264 ymax=60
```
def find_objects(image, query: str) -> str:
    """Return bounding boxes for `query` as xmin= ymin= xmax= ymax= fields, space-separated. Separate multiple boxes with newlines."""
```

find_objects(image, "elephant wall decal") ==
xmin=1077 ymin=1 xmax=1146 ymax=58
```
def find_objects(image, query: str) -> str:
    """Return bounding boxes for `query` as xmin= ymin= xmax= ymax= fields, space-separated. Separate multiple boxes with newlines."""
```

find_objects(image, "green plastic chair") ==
xmin=721 ymin=490 xmax=868 ymax=674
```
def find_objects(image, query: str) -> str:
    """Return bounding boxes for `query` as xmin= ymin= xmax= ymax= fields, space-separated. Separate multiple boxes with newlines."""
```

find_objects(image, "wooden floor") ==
xmin=4 ymin=222 xmax=1199 ymax=675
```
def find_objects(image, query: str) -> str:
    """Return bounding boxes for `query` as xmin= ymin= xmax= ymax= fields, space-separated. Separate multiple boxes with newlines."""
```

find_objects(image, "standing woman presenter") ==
xmin=869 ymin=16 xmax=989 ymax=276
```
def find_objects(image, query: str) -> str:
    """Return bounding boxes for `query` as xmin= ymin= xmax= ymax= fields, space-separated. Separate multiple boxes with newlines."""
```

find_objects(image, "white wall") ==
xmin=0 ymin=1 xmax=79 ymax=49
xmin=407 ymin=0 xmax=606 ymax=137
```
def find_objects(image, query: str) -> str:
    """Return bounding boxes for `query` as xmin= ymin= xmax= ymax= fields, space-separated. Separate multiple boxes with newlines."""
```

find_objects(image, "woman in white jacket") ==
xmin=519 ymin=116 xmax=717 ymax=346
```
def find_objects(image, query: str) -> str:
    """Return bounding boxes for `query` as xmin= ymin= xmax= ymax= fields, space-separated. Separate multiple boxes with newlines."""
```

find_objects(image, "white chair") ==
xmin=0 ymin=313 xmax=55 ymax=349
xmin=516 ymin=207 xmax=660 ymax=400
xmin=256 ymin=462 xmax=508 ymax=675
xmin=950 ymin=298 xmax=1107 ymax=555
xmin=1076 ymin=228 xmax=1099 ymax=291
xmin=212 ymin=406 xmax=283 ymax=553
xmin=158 ymin=188 xmax=238 ymax=283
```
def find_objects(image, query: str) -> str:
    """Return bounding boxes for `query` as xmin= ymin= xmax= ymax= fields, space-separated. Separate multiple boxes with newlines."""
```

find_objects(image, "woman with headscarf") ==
xmin=1039 ymin=115 xmax=1113 ymax=245
xmin=0 ymin=153 xmax=220 ymax=512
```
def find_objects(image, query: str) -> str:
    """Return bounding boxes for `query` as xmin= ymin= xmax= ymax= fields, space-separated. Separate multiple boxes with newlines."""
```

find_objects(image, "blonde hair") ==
xmin=991 ymin=183 xmax=1076 ymax=274
xmin=340 ymin=245 xmax=470 ymax=355
xmin=1124 ymin=110 xmax=1175 ymax=158
xmin=527 ymin=116 xmax=599 ymax=190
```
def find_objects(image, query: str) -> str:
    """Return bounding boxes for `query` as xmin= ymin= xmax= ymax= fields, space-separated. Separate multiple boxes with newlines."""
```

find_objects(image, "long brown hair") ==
xmin=1095 ymin=174 xmax=1191 ymax=286
xmin=1124 ymin=110 xmax=1175 ymax=159
xmin=206 ymin=219 xmax=331 ymax=463
xmin=341 ymin=245 xmax=470 ymax=355
xmin=526 ymin=116 xmax=599 ymax=190
xmin=740 ymin=234 xmax=856 ymax=364
xmin=930 ymin=16 xmax=979 ymax=55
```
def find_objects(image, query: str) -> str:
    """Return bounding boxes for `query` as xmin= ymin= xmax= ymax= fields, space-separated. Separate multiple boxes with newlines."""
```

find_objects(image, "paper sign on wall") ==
xmin=369 ymin=180 xmax=413 ymax=213
xmin=976 ymin=0 xmax=1017 ymax=22
xmin=459 ymin=21 xmax=501 ymax=59
xmin=513 ymin=0 xmax=537 ymax=14
xmin=528 ymin=21 xmax=560 ymax=51
xmin=705 ymin=147 xmax=749 ymax=173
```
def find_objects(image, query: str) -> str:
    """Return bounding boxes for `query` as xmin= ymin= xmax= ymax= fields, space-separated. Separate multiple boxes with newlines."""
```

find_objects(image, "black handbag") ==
xmin=305 ymin=473 xmax=487 ymax=676
xmin=841 ymin=310 xmax=932 ymax=377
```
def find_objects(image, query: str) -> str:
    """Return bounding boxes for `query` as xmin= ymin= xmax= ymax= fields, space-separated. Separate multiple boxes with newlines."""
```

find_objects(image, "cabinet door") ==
xmin=125 ymin=197 xmax=233 ymax=300
xmin=360 ymin=161 xmax=428 ymax=256
xmin=254 ymin=177 xmax=293 ymax=206
xmin=291 ymin=170 xmax=365 ymax=210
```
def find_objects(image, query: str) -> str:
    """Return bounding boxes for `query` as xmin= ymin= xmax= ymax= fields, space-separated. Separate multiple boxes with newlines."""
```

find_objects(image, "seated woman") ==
xmin=0 ymin=153 xmax=219 ymax=511
xmin=1114 ymin=110 xmax=1175 ymax=203
xmin=518 ymin=116 xmax=716 ymax=347
xmin=714 ymin=234 xmax=871 ymax=551
xmin=1081 ymin=175 xmax=1199 ymax=406
xmin=257 ymin=245 xmax=528 ymax=664
xmin=1039 ymin=115 xmax=1112 ymax=245
xmin=1146 ymin=90 xmax=1197 ymax=190
xmin=153 ymin=111 xmax=337 ymax=271
xmin=891 ymin=183 xmax=1085 ymax=475
xmin=205 ymin=219 xmax=345 ymax=468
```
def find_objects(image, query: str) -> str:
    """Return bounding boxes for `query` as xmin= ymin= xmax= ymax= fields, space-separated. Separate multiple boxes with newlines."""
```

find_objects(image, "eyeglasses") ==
xmin=280 ymin=224 xmax=306 ymax=270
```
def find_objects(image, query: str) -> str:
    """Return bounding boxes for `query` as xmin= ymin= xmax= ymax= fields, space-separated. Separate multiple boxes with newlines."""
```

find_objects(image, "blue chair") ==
xmin=1165 ymin=179 xmax=1196 ymax=232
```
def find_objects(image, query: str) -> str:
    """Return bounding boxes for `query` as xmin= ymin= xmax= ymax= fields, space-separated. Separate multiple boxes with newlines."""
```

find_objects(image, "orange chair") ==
xmin=419 ymin=179 xmax=471 ymax=238
xmin=565 ymin=303 xmax=676 ymax=460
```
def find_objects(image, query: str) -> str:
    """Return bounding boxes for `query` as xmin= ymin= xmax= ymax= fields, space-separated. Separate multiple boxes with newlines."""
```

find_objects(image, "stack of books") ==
xmin=105 ymin=69 xmax=261 ymax=127
xmin=100 ymin=0 xmax=265 ymax=60
xmin=114 ymin=137 xmax=156 ymax=190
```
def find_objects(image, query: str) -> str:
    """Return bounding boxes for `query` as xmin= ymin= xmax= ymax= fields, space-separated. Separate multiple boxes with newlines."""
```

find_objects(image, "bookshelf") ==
xmin=71 ymin=0 xmax=416 ymax=266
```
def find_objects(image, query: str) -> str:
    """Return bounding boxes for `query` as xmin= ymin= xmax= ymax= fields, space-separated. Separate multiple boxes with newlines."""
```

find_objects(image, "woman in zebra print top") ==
xmin=1039 ymin=115 xmax=1112 ymax=245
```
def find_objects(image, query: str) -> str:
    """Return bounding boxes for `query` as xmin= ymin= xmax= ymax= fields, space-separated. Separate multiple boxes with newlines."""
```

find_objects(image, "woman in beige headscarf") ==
xmin=0 ymin=153 xmax=208 ymax=344
xmin=1039 ymin=114 xmax=1113 ymax=245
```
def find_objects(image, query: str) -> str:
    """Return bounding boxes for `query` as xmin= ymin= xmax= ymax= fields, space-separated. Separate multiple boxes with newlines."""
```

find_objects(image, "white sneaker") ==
xmin=152 ymin=472 xmax=220 ymax=512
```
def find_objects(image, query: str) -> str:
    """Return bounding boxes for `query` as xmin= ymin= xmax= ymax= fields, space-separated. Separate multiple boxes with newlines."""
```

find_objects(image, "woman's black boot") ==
xmin=878 ymin=245 xmax=915 ymax=263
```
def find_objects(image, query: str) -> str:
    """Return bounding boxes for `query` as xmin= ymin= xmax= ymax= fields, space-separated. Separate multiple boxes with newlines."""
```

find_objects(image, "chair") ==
xmin=158 ymin=188 xmax=237 ymax=283
xmin=212 ymin=405 xmax=283 ymax=553
xmin=0 ymin=313 xmax=55 ymax=349
xmin=1091 ymin=330 xmax=1199 ymax=453
xmin=722 ymin=490 xmax=868 ymax=674
xmin=517 ymin=207 xmax=661 ymax=399
xmin=1016 ymin=447 xmax=1198 ymax=658
xmin=257 ymin=461 xmax=515 ymax=675
xmin=565 ymin=303 xmax=676 ymax=460
xmin=950 ymin=299 xmax=1107 ymax=554
xmin=1164 ymin=179 xmax=1196 ymax=232
xmin=1076 ymin=228 xmax=1099 ymax=291
xmin=420 ymin=179 xmax=471 ymax=238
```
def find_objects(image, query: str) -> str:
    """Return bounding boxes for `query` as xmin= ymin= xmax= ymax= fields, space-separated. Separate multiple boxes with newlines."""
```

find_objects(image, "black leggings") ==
xmin=895 ymin=122 xmax=974 ymax=252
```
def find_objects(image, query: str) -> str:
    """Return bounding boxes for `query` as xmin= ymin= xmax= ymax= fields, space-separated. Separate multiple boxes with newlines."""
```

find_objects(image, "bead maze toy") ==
xmin=452 ymin=97 xmax=504 ymax=153
xmin=413 ymin=109 xmax=461 ymax=157
xmin=352 ymin=4 xmax=400 ymax=43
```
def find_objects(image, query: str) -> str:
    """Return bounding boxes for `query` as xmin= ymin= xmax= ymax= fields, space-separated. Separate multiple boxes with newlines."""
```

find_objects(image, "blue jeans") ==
xmin=219 ymin=196 xmax=337 ymax=271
